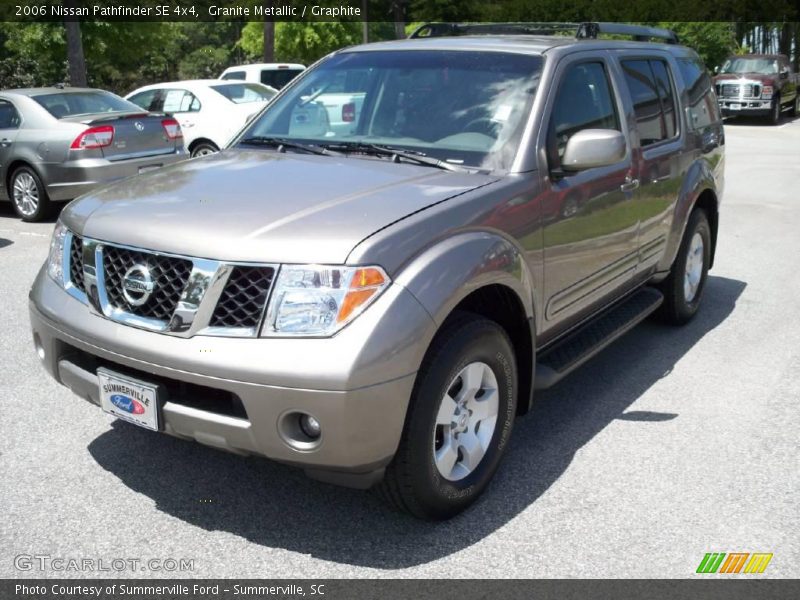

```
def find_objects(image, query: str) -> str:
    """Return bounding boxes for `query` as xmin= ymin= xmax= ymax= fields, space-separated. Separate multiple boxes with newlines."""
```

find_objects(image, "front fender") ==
xmin=393 ymin=231 xmax=536 ymax=327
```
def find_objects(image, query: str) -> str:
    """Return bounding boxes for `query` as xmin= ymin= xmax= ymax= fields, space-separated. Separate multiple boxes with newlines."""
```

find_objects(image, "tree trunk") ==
xmin=362 ymin=0 xmax=368 ymax=44
xmin=63 ymin=0 xmax=87 ymax=86
xmin=262 ymin=1 xmax=275 ymax=62
xmin=393 ymin=1 xmax=406 ymax=39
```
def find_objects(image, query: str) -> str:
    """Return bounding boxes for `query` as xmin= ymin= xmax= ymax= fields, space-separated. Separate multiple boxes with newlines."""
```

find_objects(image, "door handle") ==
xmin=0 ymin=138 xmax=11 ymax=147
xmin=620 ymin=176 xmax=639 ymax=193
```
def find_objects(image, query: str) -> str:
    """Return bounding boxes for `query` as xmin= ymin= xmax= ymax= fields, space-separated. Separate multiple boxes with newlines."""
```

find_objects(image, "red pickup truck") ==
xmin=714 ymin=53 xmax=800 ymax=124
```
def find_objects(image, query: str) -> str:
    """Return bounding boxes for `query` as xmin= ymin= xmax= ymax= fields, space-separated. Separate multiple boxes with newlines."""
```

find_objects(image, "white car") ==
xmin=125 ymin=80 xmax=277 ymax=157
xmin=220 ymin=63 xmax=306 ymax=90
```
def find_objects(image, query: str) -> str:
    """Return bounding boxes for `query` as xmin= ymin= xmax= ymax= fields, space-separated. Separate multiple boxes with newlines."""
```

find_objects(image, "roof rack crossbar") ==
xmin=408 ymin=22 xmax=679 ymax=44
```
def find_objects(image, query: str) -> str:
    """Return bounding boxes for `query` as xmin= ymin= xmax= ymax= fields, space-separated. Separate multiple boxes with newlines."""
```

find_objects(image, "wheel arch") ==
xmin=394 ymin=231 xmax=538 ymax=415
xmin=187 ymin=137 xmax=219 ymax=154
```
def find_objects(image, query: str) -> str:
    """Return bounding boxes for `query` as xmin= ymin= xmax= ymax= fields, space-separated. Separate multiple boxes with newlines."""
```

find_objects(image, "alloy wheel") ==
xmin=684 ymin=232 xmax=704 ymax=303
xmin=12 ymin=172 xmax=39 ymax=217
xmin=433 ymin=361 xmax=499 ymax=481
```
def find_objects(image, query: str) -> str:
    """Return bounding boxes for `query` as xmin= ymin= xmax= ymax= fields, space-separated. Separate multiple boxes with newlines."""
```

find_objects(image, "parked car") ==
xmin=220 ymin=63 xmax=306 ymax=90
xmin=30 ymin=22 xmax=724 ymax=520
xmin=713 ymin=53 xmax=800 ymax=123
xmin=125 ymin=80 xmax=276 ymax=157
xmin=0 ymin=87 xmax=184 ymax=221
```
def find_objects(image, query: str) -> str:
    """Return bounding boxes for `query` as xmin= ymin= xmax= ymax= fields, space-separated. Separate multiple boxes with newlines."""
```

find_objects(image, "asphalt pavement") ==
xmin=1 ymin=115 xmax=798 ymax=579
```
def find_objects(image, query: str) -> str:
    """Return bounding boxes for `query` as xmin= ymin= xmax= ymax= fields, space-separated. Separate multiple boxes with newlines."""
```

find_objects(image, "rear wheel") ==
xmin=656 ymin=209 xmax=711 ymax=325
xmin=190 ymin=141 xmax=218 ymax=158
xmin=10 ymin=166 xmax=53 ymax=222
xmin=378 ymin=313 xmax=518 ymax=520
xmin=790 ymin=93 xmax=800 ymax=117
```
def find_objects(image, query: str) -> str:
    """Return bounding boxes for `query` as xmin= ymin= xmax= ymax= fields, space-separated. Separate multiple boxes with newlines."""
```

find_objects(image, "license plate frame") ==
xmin=729 ymin=103 xmax=742 ymax=110
xmin=98 ymin=368 xmax=161 ymax=431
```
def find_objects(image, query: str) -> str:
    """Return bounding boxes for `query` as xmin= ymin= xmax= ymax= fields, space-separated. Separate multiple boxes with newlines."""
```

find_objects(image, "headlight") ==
xmin=47 ymin=221 xmax=68 ymax=286
xmin=762 ymin=85 xmax=773 ymax=99
xmin=263 ymin=265 xmax=390 ymax=336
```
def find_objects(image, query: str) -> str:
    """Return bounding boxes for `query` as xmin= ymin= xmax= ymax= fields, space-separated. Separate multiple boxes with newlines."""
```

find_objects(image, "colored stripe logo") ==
xmin=697 ymin=553 xmax=773 ymax=574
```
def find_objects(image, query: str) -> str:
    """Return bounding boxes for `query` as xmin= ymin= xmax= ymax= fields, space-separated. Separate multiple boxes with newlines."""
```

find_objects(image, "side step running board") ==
xmin=534 ymin=287 xmax=664 ymax=390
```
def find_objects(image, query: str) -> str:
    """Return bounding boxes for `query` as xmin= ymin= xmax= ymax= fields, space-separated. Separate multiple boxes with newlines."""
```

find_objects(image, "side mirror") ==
xmin=561 ymin=129 xmax=626 ymax=172
xmin=714 ymin=65 xmax=720 ymax=74
xmin=780 ymin=69 xmax=789 ymax=80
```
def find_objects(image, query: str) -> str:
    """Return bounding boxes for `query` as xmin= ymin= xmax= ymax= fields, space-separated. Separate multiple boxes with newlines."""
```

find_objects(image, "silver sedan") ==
xmin=0 ymin=87 xmax=186 ymax=221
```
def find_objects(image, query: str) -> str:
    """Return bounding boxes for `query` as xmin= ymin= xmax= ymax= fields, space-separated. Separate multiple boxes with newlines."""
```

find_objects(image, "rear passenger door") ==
xmin=617 ymin=56 xmax=682 ymax=273
xmin=0 ymin=98 xmax=21 ymax=199
xmin=539 ymin=53 xmax=640 ymax=332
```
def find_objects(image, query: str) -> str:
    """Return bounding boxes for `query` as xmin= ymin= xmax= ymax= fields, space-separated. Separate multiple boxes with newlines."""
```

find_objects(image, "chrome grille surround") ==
xmin=62 ymin=234 xmax=278 ymax=338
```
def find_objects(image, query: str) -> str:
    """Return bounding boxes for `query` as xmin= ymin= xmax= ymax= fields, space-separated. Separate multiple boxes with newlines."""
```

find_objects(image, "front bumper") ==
xmin=718 ymin=99 xmax=773 ymax=117
xmin=43 ymin=151 xmax=185 ymax=202
xmin=29 ymin=268 xmax=435 ymax=487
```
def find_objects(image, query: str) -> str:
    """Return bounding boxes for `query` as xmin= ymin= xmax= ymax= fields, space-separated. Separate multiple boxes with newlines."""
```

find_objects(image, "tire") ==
xmin=9 ymin=166 xmax=53 ymax=222
xmin=378 ymin=312 xmax=518 ymax=520
xmin=768 ymin=96 xmax=781 ymax=125
xmin=655 ymin=209 xmax=711 ymax=325
xmin=190 ymin=142 xmax=218 ymax=158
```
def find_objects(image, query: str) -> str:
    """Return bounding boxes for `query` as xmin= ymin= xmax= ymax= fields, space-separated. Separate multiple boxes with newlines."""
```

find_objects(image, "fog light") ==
xmin=299 ymin=414 xmax=321 ymax=439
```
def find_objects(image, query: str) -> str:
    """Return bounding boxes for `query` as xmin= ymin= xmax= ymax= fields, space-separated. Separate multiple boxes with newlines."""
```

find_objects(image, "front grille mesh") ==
xmin=102 ymin=246 xmax=192 ymax=321
xmin=209 ymin=266 xmax=275 ymax=329
xmin=719 ymin=83 xmax=759 ymax=98
xmin=69 ymin=235 xmax=85 ymax=292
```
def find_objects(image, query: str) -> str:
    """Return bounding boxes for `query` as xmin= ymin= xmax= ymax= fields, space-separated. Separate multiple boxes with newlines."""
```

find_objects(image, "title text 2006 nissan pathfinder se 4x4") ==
xmin=30 ymin=22 xmax=724 ymax=520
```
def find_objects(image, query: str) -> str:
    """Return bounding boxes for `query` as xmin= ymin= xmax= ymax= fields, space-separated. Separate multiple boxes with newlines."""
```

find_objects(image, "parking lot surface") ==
xmin=1 ymin=117 xmax=799 ymax=578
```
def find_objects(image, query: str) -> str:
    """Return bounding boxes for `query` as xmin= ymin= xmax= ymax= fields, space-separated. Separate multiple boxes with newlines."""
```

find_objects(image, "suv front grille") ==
xmin=102 ymin=246 xmax=192 ymax=321
xmin=210 ymin=266 xmax=275 ymax=329
xmin=69 ymin=235 xmax=85 ymax=293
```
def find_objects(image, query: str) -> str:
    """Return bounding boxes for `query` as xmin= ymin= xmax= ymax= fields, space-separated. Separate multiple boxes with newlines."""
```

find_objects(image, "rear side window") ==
xmin=32 ymin=91 xmax=140 ymax=119
xmin=160 ymin=89 xmax=201 ymax=113
xmin=621 ymin=59 xmax=677 ymax=146
xmin=222 ymin=71 xmax=246 ymax=81
xmin=260 ymin=68 xmax=303 ymax=89
xmin=549 ymin=62 xmax=620 ymax=166
xmin=678 ymin=58 xmax=720 ymax=130
xmin=127 ymin=89 xmax=158 ymax=112
xmin=210 ymin=83 xmax=275 ymax=104
xmin=0 ymin=100 xmax=21 ymax=129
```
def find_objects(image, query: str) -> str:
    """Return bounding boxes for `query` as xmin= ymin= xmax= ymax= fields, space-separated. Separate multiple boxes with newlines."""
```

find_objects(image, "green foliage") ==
xmin=656 ymin=22 xmax=736 ymax=69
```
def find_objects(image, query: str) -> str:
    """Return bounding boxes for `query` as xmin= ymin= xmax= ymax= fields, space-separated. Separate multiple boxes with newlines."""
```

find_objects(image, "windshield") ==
xmin=719 ymin=57 xmax=779 ymax=75
xmin=239 ymin=50 xmax=543 ymax=170
xmin=210 ymin=83 xmax=276 ymax=104
xmin=32 ymin=91 xmax=142 ymax=119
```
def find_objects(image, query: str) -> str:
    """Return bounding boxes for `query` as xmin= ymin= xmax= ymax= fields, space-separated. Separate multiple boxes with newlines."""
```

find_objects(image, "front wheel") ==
xmin=378 ymin=313 xmax=518 ymax=520
xmin=768 ymin=96 xmax=781 ymax=125
xmin=656 ymin=208 xmax=711 ymax=325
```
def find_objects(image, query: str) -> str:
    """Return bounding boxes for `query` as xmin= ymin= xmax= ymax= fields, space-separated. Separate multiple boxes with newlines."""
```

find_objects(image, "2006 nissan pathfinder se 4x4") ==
xmin=30 ymin=22 xmax=724 ymax=520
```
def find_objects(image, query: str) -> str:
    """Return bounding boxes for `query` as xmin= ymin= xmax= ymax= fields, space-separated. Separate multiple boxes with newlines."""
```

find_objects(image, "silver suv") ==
xmin=29 ymin=22 xmax=724 ymax=520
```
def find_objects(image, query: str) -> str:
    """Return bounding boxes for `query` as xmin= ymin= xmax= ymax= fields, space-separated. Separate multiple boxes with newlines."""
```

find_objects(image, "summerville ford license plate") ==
xmin=98 ymin=368 xmax=159 ymax=431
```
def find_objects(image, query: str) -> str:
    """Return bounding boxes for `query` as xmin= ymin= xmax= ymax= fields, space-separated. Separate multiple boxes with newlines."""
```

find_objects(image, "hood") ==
xmin=714 ymin=73 xmax=777 ymax=84
xmin=63 ymin=149 xmax=497 ymax=264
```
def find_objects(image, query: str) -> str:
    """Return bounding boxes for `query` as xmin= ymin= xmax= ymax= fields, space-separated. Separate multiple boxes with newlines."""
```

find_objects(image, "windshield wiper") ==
xmin=238 ymin=136 xmax=337 ymax=156
xmin=320 ymin=142 xmax=471 ymax=173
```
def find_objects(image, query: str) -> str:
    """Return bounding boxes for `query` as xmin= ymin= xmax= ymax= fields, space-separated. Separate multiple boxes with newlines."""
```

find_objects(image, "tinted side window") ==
xmin=222 ymin=71 xmax=246 ymax=81
xmin=0 ymin=100 xmax=21 ymax=129
xmin=650 ymin=60 xmax=677 ymax=138
xmin=621 ymin=60 xmax=667 ymax=146
xmin=549 ymin=62 xmax=620 ymax=166
xmin=260 ymin=69 xmax=303 ymax=89
xmin=677 ymin=58 xmax=719 ymax=130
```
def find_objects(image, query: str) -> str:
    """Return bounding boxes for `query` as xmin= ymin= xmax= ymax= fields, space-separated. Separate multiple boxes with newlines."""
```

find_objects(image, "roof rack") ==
xmin=408 ymin=22 xmax=679 ymax=44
